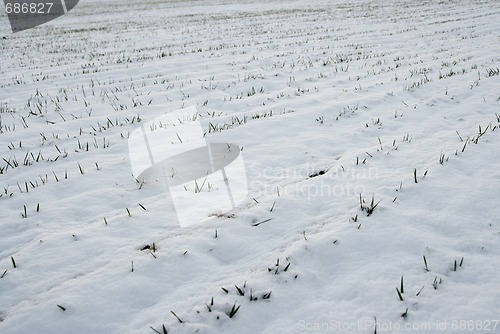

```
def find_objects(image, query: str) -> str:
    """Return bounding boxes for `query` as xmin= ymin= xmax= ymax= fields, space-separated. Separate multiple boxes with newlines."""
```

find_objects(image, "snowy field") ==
xmin=1 ymin=0 xmax=500 ymax=333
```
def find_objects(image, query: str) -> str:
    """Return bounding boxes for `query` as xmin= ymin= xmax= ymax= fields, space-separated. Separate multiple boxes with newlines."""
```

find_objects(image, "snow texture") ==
xmin=0 ymin=0 xmax=499 ymax=333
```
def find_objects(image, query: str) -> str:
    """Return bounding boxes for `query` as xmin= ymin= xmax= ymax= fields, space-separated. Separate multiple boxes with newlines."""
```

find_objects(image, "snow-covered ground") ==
xmin=1 ymin=0 xmax=499 ymax=333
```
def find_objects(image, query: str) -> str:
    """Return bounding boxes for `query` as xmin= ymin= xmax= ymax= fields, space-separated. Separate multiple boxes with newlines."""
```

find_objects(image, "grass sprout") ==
xmin=170 ymin=311 xmax=183 ymax=323
xmin=359 ymin=194 xmax=381 ymax=216
xmin=423 ymin=255 xmax=429 ymax=272
xmin=228 ymin=302 xmax=241 ymax=318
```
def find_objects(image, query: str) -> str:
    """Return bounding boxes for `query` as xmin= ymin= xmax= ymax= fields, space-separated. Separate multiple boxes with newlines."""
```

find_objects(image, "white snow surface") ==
xmin=1 ymin=0 xmax=499 ymax=333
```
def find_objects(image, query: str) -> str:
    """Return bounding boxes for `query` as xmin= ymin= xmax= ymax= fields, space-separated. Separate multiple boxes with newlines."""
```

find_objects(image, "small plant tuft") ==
xmin=235 ymin=285 xmax=245 ymax=296
xmin=360 ymin=194 xmax=381 ymax=216
xmin=262 ymin=291 xmax=272 ymax=300
xmin=229 ymin=302 xmax=241 ymax=318
xmin=433 ymin=276 xmax=443 ymax=289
